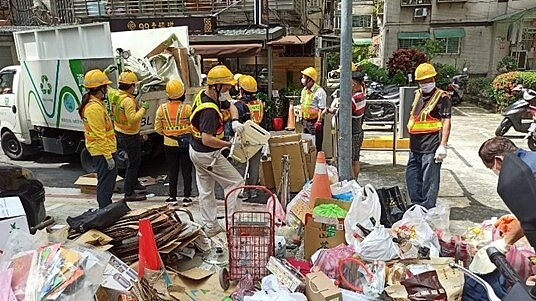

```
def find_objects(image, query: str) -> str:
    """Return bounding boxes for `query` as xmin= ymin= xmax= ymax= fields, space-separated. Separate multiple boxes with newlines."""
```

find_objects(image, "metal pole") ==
xmin=337 ymin=0 xmax=352 ymax=180
xmin=266 ymin=27 xmax=273 ymax=101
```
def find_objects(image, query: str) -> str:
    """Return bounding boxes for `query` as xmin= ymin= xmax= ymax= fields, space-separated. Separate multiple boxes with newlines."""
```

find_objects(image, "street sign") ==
xmin=109 ymin=17 xmax=216 ymax=35
xmin=254 ymin=0 xmax=269 ymax=27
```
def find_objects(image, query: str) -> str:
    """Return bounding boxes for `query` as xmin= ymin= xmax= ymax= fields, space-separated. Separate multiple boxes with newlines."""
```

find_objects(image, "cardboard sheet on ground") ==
xmin=138 ymin=176 xmax=157 ymax=187
xmin=0 ymin=197 xmax=29 ymax=252
xmin=75 ymin=229 xmax=113 ymax=246
xmin=171 ymin=272 xmax=235 ymax=300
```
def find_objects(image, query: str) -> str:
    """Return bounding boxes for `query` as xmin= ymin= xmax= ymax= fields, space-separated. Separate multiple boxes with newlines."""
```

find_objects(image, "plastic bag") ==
xmin=327 ymin=165 xmax=339 ymax=184
xmin=354 ymin=225 xmax=399 ymax=261
xmin=344 ymin=184 xmax=381 ymax=244
xmin=285 ymin=182 xmax=312 ymax=226
xmin=267 ymin=195 xmax=286 ymax=226
xmin=392 ymin=217 xmax=441 ymax=258
xmin=331 ymin=180 xmax=362 ymax=201
xmin=338 ymin=258 xmax=386 ymax=297
xmin=426 ymin=204 xmax=451 ymax=232
xmin=402 ymin=204 xmax=428 ymax=220
xmin=231 ymin=273 xmax=255 ymax=301
xmin=506 ymin=244 xmax=536 ymax=281
xmin=311 ymin=244 xmax=355 ymax=280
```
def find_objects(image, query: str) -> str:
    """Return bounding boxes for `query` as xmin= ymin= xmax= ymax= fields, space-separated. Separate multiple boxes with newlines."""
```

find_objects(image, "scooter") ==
xmin=495 ymin=85 xmax=536 ymax=137
xmin=446 ymin=67 xmax=468 ymax=106
xmin=364 ymin=78 xmax=400 ymax=123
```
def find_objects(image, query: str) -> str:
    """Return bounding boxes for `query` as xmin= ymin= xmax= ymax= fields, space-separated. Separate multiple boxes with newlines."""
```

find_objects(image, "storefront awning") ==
xmin=353 ymin=38 xmax=372 ymax=45
xmin=268 ymin=35 xmax=315 ymax=45
xmin=397 ymin=32 xmax=430 ymax=39
xmin=190 ymin=43 xmax=263 ymax=57
xmin=433 ymin=28 xmax=465 ymax=38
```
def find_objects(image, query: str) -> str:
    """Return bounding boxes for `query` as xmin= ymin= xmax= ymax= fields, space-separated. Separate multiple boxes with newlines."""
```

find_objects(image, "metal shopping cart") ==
xmin=219 ymin=185 xmax=276 ymax=290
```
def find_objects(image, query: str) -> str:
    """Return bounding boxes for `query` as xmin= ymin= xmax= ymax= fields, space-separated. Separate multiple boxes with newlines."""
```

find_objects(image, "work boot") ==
xmin=165 ymin=197 xmax=178 ymax=204
xmin=134 ymin=181 xmax=147 ymax=193
xmin=202 ymin=224 xmax=224 ymax=238
xmin=124 ymin=192 xmax=146 ymax=202
xmin=182 ymin=198 xmax=193 ymax=207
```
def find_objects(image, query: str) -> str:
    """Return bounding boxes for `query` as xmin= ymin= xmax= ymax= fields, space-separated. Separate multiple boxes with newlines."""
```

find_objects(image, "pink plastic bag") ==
xmin=311 ymin=244 xmax=355 ymax=280
xmin=267 ymin=195 xmax=286 ymax=226
xmin=505 ymin=245 xmax=536 ymax=281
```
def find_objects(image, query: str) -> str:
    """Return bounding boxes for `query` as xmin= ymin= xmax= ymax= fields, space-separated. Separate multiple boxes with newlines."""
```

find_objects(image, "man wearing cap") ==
xmin=189 ymin=64 xmax=245 ymax=237
xmin=113 ymin=71 xmax=149 ymax=202
xmin=406 ymin=63 xmax=452 ymax=209
xmin=300 ymin=67 xmax=327 ymax=151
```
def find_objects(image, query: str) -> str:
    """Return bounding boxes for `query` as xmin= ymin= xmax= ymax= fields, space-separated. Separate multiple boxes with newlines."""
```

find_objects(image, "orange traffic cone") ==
xmin=138 ymin=218 xmax=162 ymax=279
xmin=309 ymin=151 xmax=332 ymax=208
xmin=285 ymin=103 xmax=296 ymax=131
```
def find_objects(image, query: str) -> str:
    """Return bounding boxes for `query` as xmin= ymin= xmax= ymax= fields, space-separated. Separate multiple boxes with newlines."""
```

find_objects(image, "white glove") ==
xmin=434 ymin=144 xmax=447 ymax=163
xmin=106 ymin=157 xmax=115 ymax=170
xmin=489 ymin=238 xmax=510 ymax=254
xmin=232 ymin=120 xmax=245 ymax=134
xmin=469 ymin=238 xmax=510 ymax=275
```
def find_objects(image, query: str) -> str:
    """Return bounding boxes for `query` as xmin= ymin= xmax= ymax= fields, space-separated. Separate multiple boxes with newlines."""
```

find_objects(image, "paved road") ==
xmin=0 ymin=103 xmax=528 ymax=234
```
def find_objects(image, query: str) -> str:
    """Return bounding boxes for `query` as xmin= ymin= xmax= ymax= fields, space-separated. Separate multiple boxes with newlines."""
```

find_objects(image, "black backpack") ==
xmin=67 ymin=201 xmax=131 ymax=233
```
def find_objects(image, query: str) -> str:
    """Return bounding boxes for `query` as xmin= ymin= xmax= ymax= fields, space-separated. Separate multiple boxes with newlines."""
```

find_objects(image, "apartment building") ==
xmin=333 ymin=0 xmax=377 ymax=45
xmin=380 ymin=0 xmax=536 ymax=76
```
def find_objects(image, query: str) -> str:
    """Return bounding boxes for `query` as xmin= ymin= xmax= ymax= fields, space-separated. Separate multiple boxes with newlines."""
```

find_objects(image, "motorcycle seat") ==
xmin=524 ymin=90 xmax=536 ymax=101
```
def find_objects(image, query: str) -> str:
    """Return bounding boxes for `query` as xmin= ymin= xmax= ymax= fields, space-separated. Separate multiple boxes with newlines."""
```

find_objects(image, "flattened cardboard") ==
xmin=306 ymin=271 xmax=342 ymax=301
xmin=74 ymin=173 xmax=123 ymax=194
xmin=290 ymin=199 xmax=312 ymax=224
xmin=0 ymin=197 xmax=29 ymax=253
xmin=75 ymin=229 xmax=113 ymax=246
xmin=260 ymin=159 xmax=275 ymax=189
xmin=269 ymin=134 xmax=308 ymax=193
xmin=177 ymin=268 xmax=214 ymax=280
xmin=304 ymin=198 xmax=351 ymax=260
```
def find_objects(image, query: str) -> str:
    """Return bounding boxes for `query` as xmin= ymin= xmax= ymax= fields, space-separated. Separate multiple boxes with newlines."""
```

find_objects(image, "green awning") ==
xmin=397 ymin=32 xmax=430 ymax=40
xmin=433 ymin=28 xmax=466 ymax=38
xmin=353 ymin=38 xmax=372 ymax=45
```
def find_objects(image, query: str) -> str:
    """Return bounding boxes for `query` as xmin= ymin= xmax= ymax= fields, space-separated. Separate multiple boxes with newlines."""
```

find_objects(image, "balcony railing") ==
xmin=436 ymin=0 xmax=467 ymax=3
xmin=400 ymin=0 xmax=432 ymax=6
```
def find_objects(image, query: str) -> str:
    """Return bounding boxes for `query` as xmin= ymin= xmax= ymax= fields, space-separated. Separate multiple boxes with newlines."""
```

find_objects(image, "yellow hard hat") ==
xmin=415 ymin=63 xmax=437 ymax=81
xmin=83 ymin=69 xmax=112 ymax=89
xmin=234 ymin=73 xmax=243 ymax=82
xmin=301 ymin=67 xmax=318 ymax=82
xmin=118 ymin=70 xmax=138 ymax=85
xmin=207 ymin=65 xmax=236 ymax=86
xmin=166 ymin=79 xmax=185 ymax=99
xmin=238 ymin=75 xmax=257 ymax=93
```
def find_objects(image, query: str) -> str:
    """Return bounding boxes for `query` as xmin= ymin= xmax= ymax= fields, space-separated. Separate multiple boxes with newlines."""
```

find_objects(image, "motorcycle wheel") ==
xmin=495 ymin=119 xmax=512 ymax=136
xmin=528 ymin=136 xmax=536 ymax=151
xmin=452 ymin=94 xmax=462 ymax=106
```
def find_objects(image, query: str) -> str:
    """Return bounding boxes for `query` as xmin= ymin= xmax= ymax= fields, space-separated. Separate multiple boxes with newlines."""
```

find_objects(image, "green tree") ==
xmin=419 ymin=39 xmax=444 ymax=60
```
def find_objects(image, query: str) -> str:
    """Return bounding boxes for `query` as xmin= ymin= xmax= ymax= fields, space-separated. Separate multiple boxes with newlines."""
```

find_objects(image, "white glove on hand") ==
xmin=232 ymin=120 xmax=245 ymax=134
xmin=434 ymin=144 xmax=447 ymax=163
xmin=106 ymin=157 xmax=115 ymax=170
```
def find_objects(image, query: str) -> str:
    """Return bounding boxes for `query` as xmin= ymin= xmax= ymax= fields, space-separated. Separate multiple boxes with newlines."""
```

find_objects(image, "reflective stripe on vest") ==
xmin=190 ymin=91 xmax=224 ymax=140
xmin=246 ymin=100 xmax=263 ymax=124
xmin=407 ymin=89 xmax=445 ymax=134
xmin=83 ymin=98 xmax=115 ymax=142
xmin=113 ymin=92 xmax=140 ymax=132
xmin=161 ymin=102 xmax=191 ymax=137
xmin=301 ymin=84 xmax=320 ymax=120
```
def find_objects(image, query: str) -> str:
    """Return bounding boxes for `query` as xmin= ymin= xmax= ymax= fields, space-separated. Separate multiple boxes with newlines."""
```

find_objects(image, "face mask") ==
xmin=419 ymin=82 xmax=435 ymax=94
xmin=301 ymin=78 xmax=307 ymax=86
xmin=219 ymin=91 xmax=230 ymax=102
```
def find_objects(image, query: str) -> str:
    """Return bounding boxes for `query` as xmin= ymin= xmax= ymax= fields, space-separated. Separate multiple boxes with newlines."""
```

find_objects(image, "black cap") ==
xmin=351 ymin=71 xmax=364 ymax=82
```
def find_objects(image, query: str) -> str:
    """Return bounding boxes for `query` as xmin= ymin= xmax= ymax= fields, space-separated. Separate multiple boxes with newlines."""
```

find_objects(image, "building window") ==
xmin=398 ymin=38 xmax=426 ymax=49
xmin=352 ymin=15 xmax=372 ymax=28
xmin=437 ymin=37 xmax=461 ymax=54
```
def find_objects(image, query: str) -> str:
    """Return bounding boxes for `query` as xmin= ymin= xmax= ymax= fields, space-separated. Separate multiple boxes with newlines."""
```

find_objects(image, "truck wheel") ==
xmin=80 ymin=147 xmax=96 ymax=173
xmin=1 ymin=131 xmax=26 ymax=160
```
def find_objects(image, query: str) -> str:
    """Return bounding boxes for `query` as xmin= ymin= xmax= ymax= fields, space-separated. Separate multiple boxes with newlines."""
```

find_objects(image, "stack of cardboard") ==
xmin=100 ymin=206 xmax=203 ymax=264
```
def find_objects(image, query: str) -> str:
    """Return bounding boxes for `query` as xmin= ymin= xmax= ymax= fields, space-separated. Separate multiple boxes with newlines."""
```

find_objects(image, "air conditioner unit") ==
xmin=414 ymin=7 xmax=428 ymax=18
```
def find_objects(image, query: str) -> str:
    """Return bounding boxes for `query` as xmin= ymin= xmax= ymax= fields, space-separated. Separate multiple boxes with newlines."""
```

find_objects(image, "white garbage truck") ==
xmin=0 ymin=22 xmax=200 ymax=172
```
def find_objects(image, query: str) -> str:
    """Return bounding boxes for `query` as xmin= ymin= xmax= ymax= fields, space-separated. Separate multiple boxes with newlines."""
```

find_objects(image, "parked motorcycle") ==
xmin=495 ymin=85 xmax=536 ymax=138
xmin=364 ymin=76 xmax=400 ymax=123
xmin=446 ymin=67 xmax=468 ymax=106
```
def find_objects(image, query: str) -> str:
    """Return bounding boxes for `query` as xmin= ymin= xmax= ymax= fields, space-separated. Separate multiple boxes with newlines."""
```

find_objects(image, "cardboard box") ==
xmin=0 ymin=196 xmax=29 ymax=252
xmin=302 ymin=138 xmax=316 ymax=180
xmin=265 ymin=256 xmax=305 ymax=292
xmin=304 ymin=198 xmax=352 ymax=260
xmin=269 ymin=134 xmax=308 ymax=193
xmin=74 ymin=173 xmax=123 ymax=194
xmin=260 ymin=159 xmax=275 ymax=189
xmin=306 ymin=272 xmax=342 ymax=301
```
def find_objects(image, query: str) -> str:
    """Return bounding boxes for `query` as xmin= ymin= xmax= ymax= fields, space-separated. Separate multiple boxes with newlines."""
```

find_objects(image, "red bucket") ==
xmin=272 ymin=117 xmax=284 ymax=131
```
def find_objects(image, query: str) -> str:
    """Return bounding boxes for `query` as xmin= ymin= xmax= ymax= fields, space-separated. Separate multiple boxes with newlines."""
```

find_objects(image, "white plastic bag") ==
xmin=331 ymin=180 xmax=361 ymax=201
xmin=392 ymin=218 xmax=441 ymax=257
xmin=354 ymin=225 xmax=400 ymax=261
xmin=344 ymin=184 xmax=381 ymax=245
xmin=426 ymin=204 xmax=451 ymax=232
xmin=402 ymin=204 xmax=428 ymax=220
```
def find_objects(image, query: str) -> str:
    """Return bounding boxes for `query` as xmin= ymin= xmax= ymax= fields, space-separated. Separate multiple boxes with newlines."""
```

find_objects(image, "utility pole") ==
xmin=337 ymin=0 xmax=352 ymax=180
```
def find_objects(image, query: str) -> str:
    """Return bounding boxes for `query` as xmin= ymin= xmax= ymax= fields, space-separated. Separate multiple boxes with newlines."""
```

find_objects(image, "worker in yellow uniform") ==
xmin=233 ymin=75 xmax=264 ymax=199
xmin=154 ymin=79 xmax=194 ymax=205
xmin=189 ymin=65 xmax=245 ymax=237
xmin=78 ymin=70 xmax=117 ymax=209
xmin=406 ymin=63 xmax=452 ymax=209
xmin=112 ymin=71 xmax=149 ymax=202
xmin=300 ymin=67 xmax=327 ymax=151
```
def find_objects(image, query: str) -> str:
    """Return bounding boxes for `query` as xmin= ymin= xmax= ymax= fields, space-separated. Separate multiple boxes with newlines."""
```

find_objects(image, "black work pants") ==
xmin=93 ymin=154 xmax=118 ymax=209
xmin=304 ymin=119 xmax=324 ymax=151
xmin=116 ymin=132 xmax=142 ymax=196
xmin=164 ymin=145 xmax=193 ymax=198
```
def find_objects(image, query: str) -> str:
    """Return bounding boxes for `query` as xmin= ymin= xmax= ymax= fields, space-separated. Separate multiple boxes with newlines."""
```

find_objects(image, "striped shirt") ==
xmin=352 ymin=92 xmax=366 ymax=119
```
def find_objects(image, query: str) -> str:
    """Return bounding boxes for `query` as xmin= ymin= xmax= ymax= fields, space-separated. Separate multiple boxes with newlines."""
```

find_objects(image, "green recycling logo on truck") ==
xmin=24 ymin=59 xmax=84 ymax=128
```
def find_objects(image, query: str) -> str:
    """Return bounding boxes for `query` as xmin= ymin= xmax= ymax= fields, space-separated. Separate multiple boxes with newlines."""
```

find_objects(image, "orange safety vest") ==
xmin=407 ymin=88 xmax=446 ymax=134
xmin=246 ymin=99 xmax=264 ymax=124
xmin=113 ymin=91 xmax=141 ymax=133
xmin=83 ymin=98 xmax=115 ymax=143
xmin=161 ymin=102 xmax=191 ymax=137
xmin=190 ymin=91 xmax=224 ymax=140
xmin=301 ymin=84 xmax=321 ymax=120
